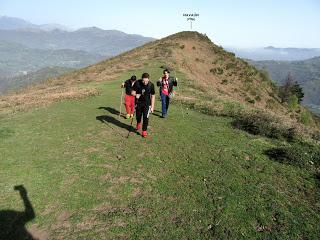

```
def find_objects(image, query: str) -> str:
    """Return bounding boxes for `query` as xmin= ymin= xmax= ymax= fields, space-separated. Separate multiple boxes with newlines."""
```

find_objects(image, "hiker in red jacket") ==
xmin=157 ymin=69 xmax=177 ymax=118
xmin=121 ymin=75 xmax=137 ymax=119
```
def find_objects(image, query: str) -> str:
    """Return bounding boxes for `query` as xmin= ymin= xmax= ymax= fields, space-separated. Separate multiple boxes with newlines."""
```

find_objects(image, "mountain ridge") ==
xmin=1 ymin=31 xmax=319 ymax=137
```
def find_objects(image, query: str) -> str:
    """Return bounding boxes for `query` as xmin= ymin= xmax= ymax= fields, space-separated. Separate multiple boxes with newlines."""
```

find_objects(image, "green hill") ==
xmin=0 ymin=32 xmax=319 ymax=239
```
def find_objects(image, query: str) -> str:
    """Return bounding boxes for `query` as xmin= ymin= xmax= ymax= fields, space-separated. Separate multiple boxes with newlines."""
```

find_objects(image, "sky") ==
xmin=1 ymin=0 xmax=319 ymax=48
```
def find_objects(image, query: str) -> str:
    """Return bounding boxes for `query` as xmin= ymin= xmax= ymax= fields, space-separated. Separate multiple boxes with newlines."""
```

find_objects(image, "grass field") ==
xmin=1 ymin=68 xmax=319 ymax=239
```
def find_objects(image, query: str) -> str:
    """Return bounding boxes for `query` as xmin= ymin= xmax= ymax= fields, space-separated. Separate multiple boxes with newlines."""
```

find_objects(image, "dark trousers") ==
xmin=136 ymin=104 xmax=151 ymax=131
xmin=160 ymin=92 xmax=170 ymax=116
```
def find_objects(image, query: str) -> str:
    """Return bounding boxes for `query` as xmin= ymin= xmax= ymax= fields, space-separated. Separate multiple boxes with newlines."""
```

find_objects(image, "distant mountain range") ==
xmin=0 ymin=27 xmax=154 ymax=56
xmin=250 ymin=57 xmax=320 ymax=115
xmin=0 ymin=16 xmax=72 ymax=31
xmin=0 ymin=40 xmax=105 ymax=77
xmin=0 ymin=16 xmax=155 ymax=94
xmin=228 ymin=46 xmax=320 ymax=61
xmin=0 ymin=16 xmax=155 ymax=56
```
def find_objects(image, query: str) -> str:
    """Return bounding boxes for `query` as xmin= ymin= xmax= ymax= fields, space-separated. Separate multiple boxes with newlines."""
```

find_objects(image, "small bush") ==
xmin=226 ymin=63 xmax=236 ymax=70
xmin=245 ymin=69 xmax=256 ymax=77
xmin=299 ymin=110 xmax=313 ymax=126
xmin=210 ymin=68 xmax=224 ymax=75
xmin=217 ymin=68 xmax=224 ymax=74
xmin=255 ymin=96 xmax=262 ymax=102
xmin=195 ymin=58 xmax=204 ymax=63
xmin=222 ymin=102 xmax=245 ymax=117
xmin=245 ymin=97 xmax=255 ymax=104
xmin=232 ymin=111 xmax=298 ymax=141
xmin=265 ymin=141 xmax=320 ymax=171
xmin=221 ymin=79 xmax=228 ymax=85
xmin=160 ymin=65 xmax=173 ymax=71
xmin=288 ymin=95 xmax=299 ymax=111
xmin=266 ymin=99 xmax=276 ymax=109
xmin=180 ymin=45 xmax=185 ymax=49
xmin=311 ymin=131 xmax=320 ymax=141
xmin=259 ymin=70 xmax=271 ymax=82
xmin=192 ymin=46 xmax=196 ymax=50
xmin=181 ymin=98 xmax=245 ymax=118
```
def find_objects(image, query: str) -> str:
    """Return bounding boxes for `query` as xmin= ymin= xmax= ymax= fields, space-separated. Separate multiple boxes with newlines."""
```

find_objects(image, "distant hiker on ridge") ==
xmin=121 ymin=75 xmax=137 ymax=119
xmin=157 ymin=69 xmax=177 ymax=118
xmin=131 ymin=73 xmax=155 ymax=138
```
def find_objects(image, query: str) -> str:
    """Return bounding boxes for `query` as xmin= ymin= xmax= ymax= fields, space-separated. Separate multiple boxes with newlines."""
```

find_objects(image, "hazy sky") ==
xmin=1 ymin=0 xmax=319 ymax=48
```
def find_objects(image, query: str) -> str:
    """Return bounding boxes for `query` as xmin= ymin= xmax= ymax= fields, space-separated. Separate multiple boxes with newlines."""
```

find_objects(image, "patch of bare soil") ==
xmin=28 ymin=224 xmax=50 ymax=240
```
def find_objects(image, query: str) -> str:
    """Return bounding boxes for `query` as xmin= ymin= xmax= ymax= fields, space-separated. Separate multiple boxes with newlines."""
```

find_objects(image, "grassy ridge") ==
xmin=1 ymin=67 xmax=319 ymax=239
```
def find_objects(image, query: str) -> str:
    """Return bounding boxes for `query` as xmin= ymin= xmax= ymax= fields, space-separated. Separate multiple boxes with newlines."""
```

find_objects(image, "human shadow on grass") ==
xmin=0 ymin=185 xmax=35 ymax=240
xmin=98 ymin=107 xmax=119 ymax=115
xmin=152 ymin=112 xmax=162 ymax=118
xmin=153 ymin=109 xmax=162 ymax=114
xmin=98 ymin=107 xmax=126 ymax=119
xmin=99 ymin=106 xmax=164 ymax=118
xmin=96 ymin=115 xmax=134 ymax=132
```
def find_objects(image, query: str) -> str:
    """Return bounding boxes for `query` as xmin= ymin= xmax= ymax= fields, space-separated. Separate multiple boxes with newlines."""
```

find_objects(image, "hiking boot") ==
xmin=126 ymin=114 xmax=130 ymax=119
xmin=136 ymin=122 xmax=141 ymax=130
xmin=142 ymin=131 xmax=148 ymax=138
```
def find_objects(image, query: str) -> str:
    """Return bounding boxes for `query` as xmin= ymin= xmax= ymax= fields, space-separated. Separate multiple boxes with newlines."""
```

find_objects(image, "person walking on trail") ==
xmin=121 ymin=75 xmax=137 ymax=119
xmin=131 ymin=73 xmax=155 ymax=138
xmin=157 ymin=69 xmax=177 ymax=118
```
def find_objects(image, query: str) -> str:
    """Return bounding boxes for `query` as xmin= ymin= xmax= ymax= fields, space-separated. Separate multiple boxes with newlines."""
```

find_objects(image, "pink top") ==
xmin=161 ymin=77 xmax=169 ymax=96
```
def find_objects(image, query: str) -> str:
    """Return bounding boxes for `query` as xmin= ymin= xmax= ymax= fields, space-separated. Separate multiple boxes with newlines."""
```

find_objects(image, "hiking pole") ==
xmin=119 ymin=89 xmax=124 ymax=119
xmin=147 ymin=105 xmax=152 ymax=119
xmin=173 ymin=70 xmax=184 ymax=119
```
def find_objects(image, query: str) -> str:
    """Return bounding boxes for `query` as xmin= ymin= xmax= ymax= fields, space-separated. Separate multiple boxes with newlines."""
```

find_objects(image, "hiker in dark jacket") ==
xmin=132 ymin=73 xmax=155 ymax=138
xmin=121 ymin=75 xmax=137 ymax=119
xmin=157 ymin=69 xmax=177 ymax=118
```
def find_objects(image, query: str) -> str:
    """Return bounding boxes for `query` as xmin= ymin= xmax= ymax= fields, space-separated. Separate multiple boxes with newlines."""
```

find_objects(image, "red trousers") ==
xmin=125 ymin=94 xmax=135 ymax=114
